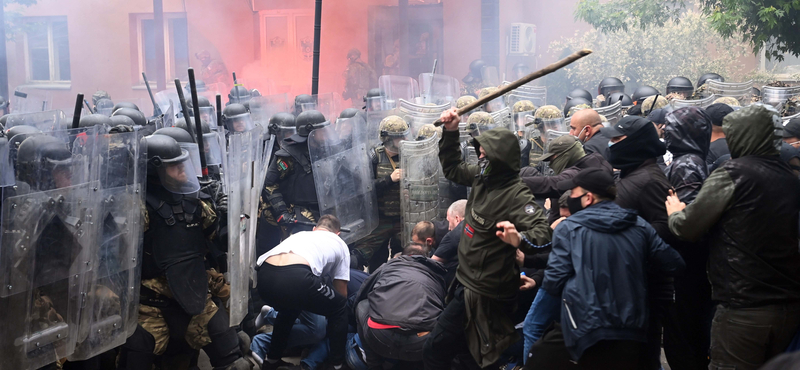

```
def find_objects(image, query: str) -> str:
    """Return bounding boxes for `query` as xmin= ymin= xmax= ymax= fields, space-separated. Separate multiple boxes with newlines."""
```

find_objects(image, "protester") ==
xmin=568 ymin=109 xmax=608 ymax=156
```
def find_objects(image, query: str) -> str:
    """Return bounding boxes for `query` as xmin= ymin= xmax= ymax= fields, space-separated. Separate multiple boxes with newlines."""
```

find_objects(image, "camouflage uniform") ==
xmin=461 ymin=81 xmax=483 ymax=98
xmin=713 ymin=96 xmax=741 ymax=107
xmin=343 ymin=56 xmax=377 ymax=107
xmin=566 ymin=103 xmax=592 ymax=117
xmin=641 ymin=95 xmax=669 ymax=115
xmin=352 ymin=115 xmax=408 ymax=272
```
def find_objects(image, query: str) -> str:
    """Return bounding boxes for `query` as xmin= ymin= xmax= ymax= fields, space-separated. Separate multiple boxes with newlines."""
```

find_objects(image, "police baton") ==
xmin=294 ymin=220 xmax=351 ymax=233
xmin=71 ymin=93 xmax=84 ymax=129
xmin=188 ymin=68 xmax=209 ymax=180
xmin=433 ymin=49 xmax=593 ymax=127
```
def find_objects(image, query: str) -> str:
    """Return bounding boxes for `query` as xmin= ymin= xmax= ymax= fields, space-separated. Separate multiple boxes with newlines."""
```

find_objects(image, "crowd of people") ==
xmin=1 ymin=58 xmax=799 ymax=370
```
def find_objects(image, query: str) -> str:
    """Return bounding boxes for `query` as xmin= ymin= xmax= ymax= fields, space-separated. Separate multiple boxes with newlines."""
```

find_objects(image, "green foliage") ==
xmin=548 ymin=11 xmax=749 ymax=96
xmin=575 ymin=0 xmax=800 ymax=61
xmin=4 ymin=0 xmax=40 ymax=41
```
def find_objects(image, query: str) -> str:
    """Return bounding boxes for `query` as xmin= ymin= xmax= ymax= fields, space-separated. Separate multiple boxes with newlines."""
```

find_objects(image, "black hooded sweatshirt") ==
xmin=663 ymin=107 xmax=712 ymax=204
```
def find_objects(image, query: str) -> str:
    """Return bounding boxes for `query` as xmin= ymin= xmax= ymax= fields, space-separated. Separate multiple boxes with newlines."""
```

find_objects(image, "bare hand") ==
xmin=544 ymin=198 xmax=551 ymax=211
xmin=496 ymin=221 xmax=521 ymax=248
xmin=519 ymin=274 xmax=536 ymax=291
xmin=391 ymin=169 xmax=402 ymax=182
xmin=439 ymin=108 xmax=460 ymax=131
xmin=516 ymin=249 xmax=525 ymax=268
xmin=665 ymin=189 xmax=686 ymax=216
xmin=550 ymin=216 xmax=567 ymax=230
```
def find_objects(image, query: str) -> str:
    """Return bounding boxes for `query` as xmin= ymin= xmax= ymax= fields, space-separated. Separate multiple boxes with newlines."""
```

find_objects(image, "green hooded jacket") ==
xmin=439 ymin=127 xmax=552 ymax=366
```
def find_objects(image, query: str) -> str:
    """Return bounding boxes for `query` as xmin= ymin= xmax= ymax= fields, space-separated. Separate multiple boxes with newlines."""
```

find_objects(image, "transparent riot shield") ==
xmin=506 ymin=91 xmax=546 ymax=110
xmin=156 ymin=102 xmax=176 ymax=130
xmin=706 ymin=80 xmax=754 ymax=106
xmin=309 ymin=120 xmax=378 ymax=244
xmin=400 ymin=135 xmax=440 ymax=244
xmin=419 ymin=73 xmax=460 ymax=106
xmin=0 ymin=127 xmax=102 ymax=369
xmin=154 ymin=90 xmax=181 ymax=121
xmin=70 ymin=130 xmax=146 ymax=360
xmin=762 ymin=86 xmax=800 ymax=108
xmin=246 ymin=125 xmax=265 ymax=292
xmin=379 ymin=75 xmax=420 ymax=108
xmin=0 ymin=137 xmax=13 ymax=187
xmin=249 ymin=93 xmax=290 ymax=128
xmin=783 ymin=111 xmax=800 ymax=125
xmin=481 ymin=66 xmax=500 ymax=87
xmin=11 ymin=89 xmax=51 ymax=114
xmin=199 ymin=106 xmax=218 ymax=131
xmin=489 ymin=107 xmax=514 ymax=131
xmin=179 ymin=142 xmax=203 ymax=178
xmin=5 ymin=110 xmax=68 ymax=132
xmin=224 ymin=131 xmax=256 ymax=326
xmin=595 ymin=101 xmax=624 ymax=126
xmin=398 ymin=99 xmax=450 ymax=116
xmin=670 ymin=95 xmax=717 ymax=110
xmin=95 ymin=99 xmax=114 ymax=117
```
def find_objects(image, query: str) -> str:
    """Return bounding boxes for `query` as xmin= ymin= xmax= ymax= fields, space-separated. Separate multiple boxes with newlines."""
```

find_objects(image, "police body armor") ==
xmin=275 ymin=141 xmax=318 ymax=209
xmin=373 ymin=146 xmax=401 ymax=218
xmin=142 ymin=191 xmax=209 ymax=316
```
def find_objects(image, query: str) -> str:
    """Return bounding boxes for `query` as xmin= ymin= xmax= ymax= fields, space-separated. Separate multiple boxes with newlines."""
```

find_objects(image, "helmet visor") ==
xmin=203 ymin=132 xmax=224 ymax=166
xmin=157 ymin=149 xmax=201 ymax=194
xmin=178 ymin=142 xmax=203 ymax=177
xmin=225 ymin=112 xmax=254 ymax=133
xmin=199 ymin=106 xmax=218 ymax=130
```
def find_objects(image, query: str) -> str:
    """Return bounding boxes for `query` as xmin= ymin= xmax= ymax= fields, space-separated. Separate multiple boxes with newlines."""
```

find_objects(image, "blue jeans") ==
xmin=250 ymin=307 xmax=327 ymax=360
xmin=522 ymin=289 xmax=561 ymax=365
xmin=302 ymin=333 xmax=359 ymax=370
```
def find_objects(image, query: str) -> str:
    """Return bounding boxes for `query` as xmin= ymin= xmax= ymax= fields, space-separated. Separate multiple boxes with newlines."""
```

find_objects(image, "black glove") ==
xmin=215 ymin=192 xmax=228 ymax=215
xmin=277 ymin=212 xmax=296 ymax=226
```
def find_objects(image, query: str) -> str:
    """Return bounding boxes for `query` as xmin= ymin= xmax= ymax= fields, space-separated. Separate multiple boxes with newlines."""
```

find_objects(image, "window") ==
xmin=133 ymin=13 xmax=189 ymax=84
xmin=24 ymin=17 xmax=70 ymax=82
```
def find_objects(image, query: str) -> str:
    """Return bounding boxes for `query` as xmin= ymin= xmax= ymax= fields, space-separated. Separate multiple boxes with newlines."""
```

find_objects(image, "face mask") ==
xmin=574 ymin=126 xmax=587 ymax=143
xmin=566 ymin=193 xmax=587 ymax=215
xmin=478 ymin=157 xmax=491 ymax=176
xmin=608 ymin=141 xmax=615 ymax=147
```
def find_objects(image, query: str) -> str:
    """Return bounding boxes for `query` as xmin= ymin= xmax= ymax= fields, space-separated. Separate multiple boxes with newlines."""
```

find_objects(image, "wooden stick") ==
xmin=434 ymin=49 xmax=593 ymax=127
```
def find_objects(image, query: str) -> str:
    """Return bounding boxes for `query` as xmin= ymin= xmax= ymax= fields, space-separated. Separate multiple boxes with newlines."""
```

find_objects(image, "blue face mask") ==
xmin=608 ymin=141 xmax=615 ymax=147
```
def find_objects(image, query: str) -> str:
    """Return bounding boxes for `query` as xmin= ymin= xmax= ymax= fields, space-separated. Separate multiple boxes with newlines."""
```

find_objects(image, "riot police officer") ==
xmin=228 ymin=85 xmax=251 ymax=105
xmin=293 ymin=94 xmax=316 ymax=117
xmin=263 ymin=110 xmax=328 ymax=236
xmin=118 ymin=134 xmax=250 ymax=370
xmin=352 ymin=115 xmax=410 ymax=271
xmin=666 ymin=76 xmax=694 ymax=99
xmin=222 ymin=103 xmax=254 ymax=134
xmin=462 ymin=59 xmax=486 ymax=97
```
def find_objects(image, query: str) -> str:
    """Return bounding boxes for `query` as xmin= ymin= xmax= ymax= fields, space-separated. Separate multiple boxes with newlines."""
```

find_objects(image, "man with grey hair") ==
xmin=432 ymin=199 xmax=467 ymax=286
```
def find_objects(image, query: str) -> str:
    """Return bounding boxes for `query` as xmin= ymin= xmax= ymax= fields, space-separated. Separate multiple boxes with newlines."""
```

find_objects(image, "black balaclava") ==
xmin=608 ymin=117 xmax=666 ymax=175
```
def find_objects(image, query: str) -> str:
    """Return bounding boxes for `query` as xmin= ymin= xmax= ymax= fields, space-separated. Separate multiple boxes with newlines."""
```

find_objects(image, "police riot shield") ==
xmin=379 ymin=75 xmax=420 ymax=107
xmin=489 ymin=107 xmax=513 ymax=131
xmin=762 ymin=86 xmax=800 ymax=108
xmin=154 ymin=90 xmax=181 ymax=121
xmin=70 ymin=130 xmax=146 ymax=360
xmin=199 ymin=106 xmax=218 ymax=131
xmin=506 ymin=91 xmax=546 ymax=110
xmin=95 ymin=99 xmax=114 ymax=117
xmin=155 ymin=102 xmax=176 ymax=130
xmin=0 ymin=127 xmax=103 ymax=369
xmin=11 ymin=89 xmax=50 ymax=114
xmin=309 ymin=120 xmax=378 ymax=244
xmin=399 ymin=134 xmax=439 ymax=244
xmin=706 ymin=80 xmax=754 ymax=106
xmin=224 ymin=131 xmax=256 ymax=326
xmin=419 ymin=73 xmax=460 ymax=106
xmin=247 ymin=125 xmax=266 ymax=291
xmin=595 ymin=101 xmax=624 ymax=126
xmin=250 ymin=94 xmax=290 ymax=128
xmin=670 ymin=95 xmax=717 ymax=110
xmin=0 ymin=137 xmax=14 ymax=187
xmin=481 ymin=66 xmax=500 ymax=87
xmin=398 ymin=99 xmax=449 ymax=138
xmin=5 ymin=110 xmax=68 ymax=132
xmin=783 ymin=111 xmax=800 ymax=125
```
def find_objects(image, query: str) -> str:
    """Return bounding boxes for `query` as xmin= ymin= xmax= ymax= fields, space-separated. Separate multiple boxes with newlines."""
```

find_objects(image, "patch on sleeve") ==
xmin=464 ymin=223 xmax=475 ymax=238
xmin=277 ymin=159 xmax=289 ymax=171
xmin=524 ymin=203 xmax=537 ymax=215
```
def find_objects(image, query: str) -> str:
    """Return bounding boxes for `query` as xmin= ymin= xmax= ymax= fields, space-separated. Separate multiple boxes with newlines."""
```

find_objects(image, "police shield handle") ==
xmin=72 ymin=93 xmax=84 ymax=129
xmin=433 ymin=49 xmax=594 ymax=127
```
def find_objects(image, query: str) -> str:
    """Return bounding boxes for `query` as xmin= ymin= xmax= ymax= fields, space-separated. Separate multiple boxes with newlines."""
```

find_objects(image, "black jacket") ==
xmin=582 ymin=131 xmax=609 ymax=158
xmin=669 ymin=105 xmax=800 ymax=308
xmin=663 ymin=107 xmax=712 ymax=204
xmin=706 ymin=138 xmax=729 ymax=170
xmin=544 ymin=201 xmax=685 ymax=360
xmin=355 ymin=255 xmax=447 ymax=332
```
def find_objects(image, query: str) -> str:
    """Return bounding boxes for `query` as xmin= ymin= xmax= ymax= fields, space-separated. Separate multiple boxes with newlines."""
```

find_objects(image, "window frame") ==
xmin=131 ymin=12 xmax=189 ymax=86
xmin=22 ymin=16 xmax=71 ymax=84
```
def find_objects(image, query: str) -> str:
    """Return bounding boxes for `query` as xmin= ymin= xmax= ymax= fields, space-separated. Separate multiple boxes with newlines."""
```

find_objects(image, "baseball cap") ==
xmin=646 ymin=108 xmax=668 ymax=125
xmin=705 ymin=103 xmax=734 ymax=127
xmin=600 ymin=116 xmax=652 ymax=138
xmin=557 ymin=167 xmax=616 ymax=200
xmin=534 ymin=135 xmax=579 ymax=162
xmin=784 ymin=117 xmax=800 ymax=139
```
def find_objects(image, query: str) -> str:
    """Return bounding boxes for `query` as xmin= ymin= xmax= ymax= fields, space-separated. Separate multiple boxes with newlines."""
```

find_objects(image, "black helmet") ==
xmin=296 ymin=110 xmax=328 ymax=137
xmin=598 ymin=77 xmax=625 ymax=96
xmin=145 ymin=134 xmax=200 ymax=194
xmin=468 ymin=59 xmax=486 ymax=77
xmin=154 ymin=127 xmax=194 ymax=143
xmin=363 ymin=88 xmax=384 ymax=111
xmin=187 ymin=95 xmax=212 ymax=112
xmin=173 ymin=116 xmax=195 ymax=132
xmin=632 ymin=85 xmax=660 ymax=105
xmin=112 ymin=102 xmax=140 ymax=113
xmin=293 ymin=94 xmax=316 ymax=116
xmin=269 ymin=112 xmax=296 ymax=138
xmin=566 ymin=88 xmax=593 ymax=104
xmin=0 ymin=114 xmax=8 ymax=128
xmin=365 ymin=88 xmax=382 ymax=100
xmin=109 ymin=115 xmax=136 ymax=128
xmin=79 ymin=113 xmax=112 ymax=128
xmin=563 ymin=97 xmax=592 ymax=117
xmin=16 ymin=135 xmax=71 ymax=191
xmin=6 ymin=125 xmax=41 ymax=165
xmin=339 ymin=108 xmax=359 ymax=119
xmin=605 ymin=92 xmax=633 ymax=107
xmin=222 ymin=103 xmax=253 ymax=133
xmin=666 ymin=76 xmax=694 ymax=95
xmin=697 ymin=73 xmax=724 ymax=87
xmin=228 ymin=85 xmax=251 ymax=104
xmin=112 ymin=108 xmax=147 ymax=126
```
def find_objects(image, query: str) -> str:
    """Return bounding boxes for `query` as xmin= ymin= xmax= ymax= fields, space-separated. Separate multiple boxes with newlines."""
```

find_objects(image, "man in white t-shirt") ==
xmin=256 ymin=215 xmax=350 ymax=370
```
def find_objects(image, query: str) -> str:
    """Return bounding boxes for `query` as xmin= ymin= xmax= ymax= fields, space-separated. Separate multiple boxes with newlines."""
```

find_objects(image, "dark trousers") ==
xmin=524 ymin=323 xmax=641 ymax=370
xmin=423 ymin=286 xmax=480 ymax=370
xmin=640 ymin=299 xmax=670 ymax=370
xmin=662 ymin=255 xmax=713 ymax=370
xmin=257 ymin=264 xmax=348 ymax=366
xmin=709 ymin=302 xmax=800 ymax=370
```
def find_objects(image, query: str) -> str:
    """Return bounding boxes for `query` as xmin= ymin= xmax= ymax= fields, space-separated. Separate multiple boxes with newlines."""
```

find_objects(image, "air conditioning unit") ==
xmin=509 ymin=23 xmax=536 ymax=55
